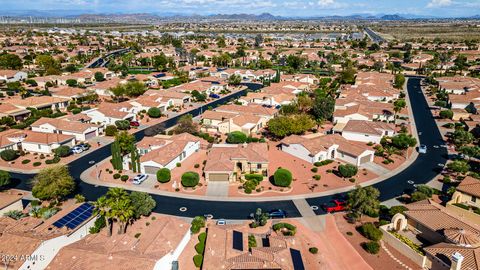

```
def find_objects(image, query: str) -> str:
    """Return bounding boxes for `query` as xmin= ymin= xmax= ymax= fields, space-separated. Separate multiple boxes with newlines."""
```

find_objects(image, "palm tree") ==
xmin=105 ymin=187 xmax=134 ymax=235
xmin=93 ymin=196 xmax=113 ymax=236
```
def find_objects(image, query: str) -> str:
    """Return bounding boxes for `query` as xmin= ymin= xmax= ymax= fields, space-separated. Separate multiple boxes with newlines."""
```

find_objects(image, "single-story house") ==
xmin=340 ymin=120 xmax=396 ymax=144
xmin=31 ymin=117 xmax=101 ymax=141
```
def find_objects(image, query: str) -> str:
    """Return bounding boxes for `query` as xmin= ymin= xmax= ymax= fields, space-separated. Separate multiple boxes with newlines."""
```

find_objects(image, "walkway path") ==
xmin=293 ymin=199 xmax=325 ymax=231
xmin=380 ymin=240 xmax=413 ymax=270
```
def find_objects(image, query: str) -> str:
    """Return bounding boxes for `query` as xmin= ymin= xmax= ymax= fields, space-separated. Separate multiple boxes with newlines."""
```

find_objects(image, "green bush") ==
xmin=453 ymin=203 xmax=470 ymax=210
xmin=22 ymin=159 xmax=31 ymax=164
xmin=314 ymin=175 xmax=321 ymax=180
xmin=0 ymin=149 xmax=18 ymax=161
xmin=198 ymin=232 xmax=207 ymax=243
xmin=358 ymin=223 xmax=383 ymax=241
xmin=71 ymin=108 xmax=82 ymax=114
xmin=105 ymin=125 xmax=118 ymax=136
xmin=362 ymin=241 xmax=380 ymax=254
xmin=272 ymin=222 xmax=297 ymax=236
xmin=439 ymin=109 xmax=453 ymax=119
xmin=338 ymin=164 xmax=358 ymax=178
xmin=33 ymin=162 xmax=41 ymax=167
xmin=245 ymin=174 xmax=263 ymax=182
xmin=273 ymin=168 xmax=293 ymax=187
xmin=181 ymin=171 xmax=199 ymax=187
xmin=156 ymin=168 xmax=171 ymax=183
xmin=113 ymin=173 xmax=121 ymax=179
xmin=309 ymin=247 xmax=318 ymax=254
xmin=54 ymin=145 xmax=71 ymax=157
xmin=195 ymin=242 xmax=205 ymax=254
xmin=147 ymin=107 xmax=162 ymax=118
xmin=226 ymin=131 xmax=248 ymax=144
xmin=115 ymin=120 xmax=130 ymax=130
xmin=314 ymin=159 xmax=333 ymax=167
xmin=120 ymin=175 xmax=129 ymax=181
xmin=89 ymin=216 xmax=106 ymax=234
xmin=193 ymin=254 xmax=203 ymax=268
xmin=190 ymin=216 xmax=205 ymax=234
xmin=311 ymin=167 xmax=318 ymax=173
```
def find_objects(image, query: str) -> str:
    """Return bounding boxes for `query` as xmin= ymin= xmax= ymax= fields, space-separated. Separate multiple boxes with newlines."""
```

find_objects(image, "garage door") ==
xmin=359 ymin=154 xmax=372 ymax=165
xmin=209 ymin=173 xmax=229 ymax=182
xmin=85 ymin=131 xmax=96 ymax=140
xmin=144 ymin=166 xmax=161 ymax=175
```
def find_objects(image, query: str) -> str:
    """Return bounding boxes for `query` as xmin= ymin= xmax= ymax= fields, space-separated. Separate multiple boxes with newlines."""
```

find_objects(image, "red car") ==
xmin=323 ymin=200 xmax=346 ymax=213
xmin=130 ymin=121 xmax=140 ymax=127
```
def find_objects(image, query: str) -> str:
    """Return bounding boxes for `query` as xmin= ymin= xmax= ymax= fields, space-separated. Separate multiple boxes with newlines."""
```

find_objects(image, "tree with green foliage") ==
xmin=439 ymin=109 xmax=453 ymax=119
xmin=66 ymin=79 xmax=78 ymax=87
xmin=96 ymin=187 xmax=135 ymax=235
xmin=173 ymin=114 xmax=198 ymax=134
xmin=312 ymin=94 xmax=335 ymax=120
xmin=286 ymin=55 xmax=306 ymax=70
xmin=105 ymin=125 xmax=118 ymax=136
xmin=226 ymin=131 xmax=248 ymax=144
xmin=31 ymin=165 xmax=75 ymax=203
xmin=267 ymin=114 xmax=315 ymax=138
xmin=0 ymin=53 xmax=23 ymax=70
xmin=391 ymin=133 xmax=417 ymax=150
xmin=124 ymin=81 xmax=147 ymax=97
xmin=447 ymin=160 xmax=470 ymax=175
xmin=339 ymin=67 xmax=356 ymax=84
xmin=115 ymin=131 xmax=136 ymax=154
xmin=115 ymin=120 xmax=130 ymax=130
xmin=54 ymin=145 xmax=71 ymax=157
xmin=129 ymin=191 xmax=156 ymax=219
xmin=130 ymin=147 xmax=140 ymax=173
xmin=94 ymin=72 xmax=105 ymax=82
xmin=250 ymin=208 xmax=269 ymax=228
xmin=147 ymin=107 xmax=162 ymax=118
xmin=111 ymin=140 xmax=123 ymax=170
xmin=452 ymin=130 xmax=474 ymax=147
xmin=394 ymin=74 xmax=406 ymax=89
xmin=273 ymin=168 xmax=293 ymax=187
xmin=0 ymin=149 xmax=18 ymax=161
xmin=347 ymin=186 xmax=380 ymax=221
xmin=190 ymin=216 xmax=206 ymax=233
xmin=458 ymin=145 xmax=480 ymax=160
xmin=156 ymin=168 xmax=171 ymax=183
xmin=0 ymin=170 xmax=10 ymax=188
xmin=393 ymin=99 xmax=407 ymax=123
xmin=338 ymin=164 xmax=358 ymax=178
xmin=181 ymin=171 xmax=200 ymax=187
xmin=228 ymin=74 xmax=242 ymax=86
xmin=36 ymin=54 xmax=60 ymax=75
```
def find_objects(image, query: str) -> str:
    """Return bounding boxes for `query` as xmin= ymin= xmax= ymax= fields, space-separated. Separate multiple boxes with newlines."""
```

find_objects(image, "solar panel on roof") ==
xmin=232 ymin=230 xmax=243 ymax=251
xmin=53 ymin=203 xmax=94 ymax=230
xmin=290 ymin=249 xmax=305 ymax=270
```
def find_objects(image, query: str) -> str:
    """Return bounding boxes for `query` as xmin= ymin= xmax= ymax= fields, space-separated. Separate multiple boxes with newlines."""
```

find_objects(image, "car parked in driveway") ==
xmin=77 ymin=143 xmax=90 ymax=151
xmin=130 ymin=121 xmax=140 ymax=127
xmin=71 ymin=146 xmax=83 ymax=154
xmin=322 ymin=200 xmax=346 ymax=213
xmin=132 ymin=174 xmax=148 ymax=185
xmin=268 ymin=209 xmax=287 ymax=218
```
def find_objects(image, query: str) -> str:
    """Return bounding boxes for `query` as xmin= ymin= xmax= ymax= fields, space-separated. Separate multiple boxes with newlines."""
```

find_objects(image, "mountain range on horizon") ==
xmin=1 ymin=10 xmax=479 ymax=21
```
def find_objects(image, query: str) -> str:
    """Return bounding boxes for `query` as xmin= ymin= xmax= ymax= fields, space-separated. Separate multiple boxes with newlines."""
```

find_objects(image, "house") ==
xmin=10 ymin=130 xmax=76 ymax=154
xmin=129 ymin=95 xmax=173 ymax=113
xmin=0 ymin=189 xmax=24 ymax=216
xmin=47 ymin=215 xmax=190 ymax=270
xmin=0 ymin=103 xmax=30 ymax=121
xmin=0 ymin=70 xmax=28 ymax=83
xmin=83 ymin=102 xmax=137 ymax=126
xmin=204 ymin=143 xmax=269 ymax=182
xmin=31 ymin=117 xmax=101 ymax=141
xmin=339 ymin=120 xmax=395 ymax=144
xmin=333 ymin=101 xmax=395 ymax=124
xmin=214 ymin=104 xmax=278 ymax=123
xmin=0 ymin=202 xmax=96 ymax=270
xmin=281 ymin=134 xmax=375 ymax=166
xmin=144 ymin=90 xmax=191 ymax=106
xmin=50 ymin=87 xmax=91 ymax=100
xmin=201 ymin=110 xmax=263 ymax=135
xmin=451 ymin=176 xmax=480 ymax=209
xmin=138 ymin=133 xmax=201 ymax=174
xmin=9 ymin=96 xmax=70 ymax=111
xmin=383 ymin=199 xmax=480 ymax=270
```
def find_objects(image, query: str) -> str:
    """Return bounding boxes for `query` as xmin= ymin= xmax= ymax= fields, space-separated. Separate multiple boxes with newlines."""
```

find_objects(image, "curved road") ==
xmin=9 ymin=77 xmax=448 ymax=219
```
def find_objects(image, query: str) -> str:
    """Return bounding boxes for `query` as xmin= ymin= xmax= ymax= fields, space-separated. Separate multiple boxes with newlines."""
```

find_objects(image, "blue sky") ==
xmin=2 ymin=0 xmax=480 ymax=17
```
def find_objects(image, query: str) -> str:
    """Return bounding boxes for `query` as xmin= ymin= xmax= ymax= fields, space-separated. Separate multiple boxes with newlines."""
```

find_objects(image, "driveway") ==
xmin=205 ymin=182 xmax=229 ymax=198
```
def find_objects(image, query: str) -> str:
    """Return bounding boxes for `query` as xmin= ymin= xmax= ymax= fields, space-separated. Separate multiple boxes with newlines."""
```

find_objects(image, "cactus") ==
xmin=111 ymin=140 xmax=123 ymax=170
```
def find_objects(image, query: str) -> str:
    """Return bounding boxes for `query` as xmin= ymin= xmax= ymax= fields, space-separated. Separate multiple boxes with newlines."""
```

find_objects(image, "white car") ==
xmin=132 ymin=174 xmax=148 ymax=185
xmin=418 ymin=144 xmax=427 ymax=154
xmin=216 ymin=219 xmax=226 ymax=225
xmin=71 ymin=146 xmax=83 ymax=154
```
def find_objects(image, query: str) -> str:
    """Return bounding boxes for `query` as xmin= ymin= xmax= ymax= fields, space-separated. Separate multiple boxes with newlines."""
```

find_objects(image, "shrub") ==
xmin=3 ymin=210 xmax=26 ymax=220
xmin=311 ymin=167 xmax=318 ymax=173
xmin=194 ymin=163 xmax=200 ymax=168
xmin=156 ymin=168 xmax=171 ymax=183
xmin=273 ymin=168 xmax=293 ymax=187
xmin=33 ymin=162 xmax=41 ymax=167
xmin=245 ymin=174 xmax=263 ymax=182
xmin=198 ymin=232 xmax=207 ymax=243
xmin=147 ymin=107 xmax=162 ymax=118
xmin=362 ymin=241 xmax=380 ymax=254
xmin=314 ymin=159 xmax=333 ymax=167
xmin=105 ymin=125 xmax=118 ymax=136
xmin=358 ymin=223 xmax=383 ymax=241
xmin=226 ymin=131 xmax=248 ymax=144
xmin=74 ymin=194 xmax=85 ymax=203
xmin=338 ymin=164 xmax=358 ymax=178
xmin=193 ymin=254 xmax=203 ymax=268
xmin=113 ymin=173 xmax=121 ymax=179
xmin=134 ymin=233 xmax=141 ymax=238
xmin=182 ymin=171 xmax=199 ymax=187
xmin=195 ymin=242 xmax=205 ymax=254
xmin=190 ymin=216 xmax=205 ymax=234
xmin=54 ymin=145 xmax=71 ymax=157
xmin=176 ymin=162 xmax=181 ymax=167
xmin=120 ymin=175 xmax=129 ymax=181
xmin=309 ymin=247 xmax=318 ymax=254
xmin=439 ymin=109 xmax=453 ymax=119
xmin=71 ymin=108 xmax=82 ymax=114
xmin=453 ymin=203 xmax=470 ymax=210
xmin=22 ymin=159 xmax=31 ymax=164
xmin=115 ymin=120 xmax=130 ymax=130
xmin=0 ymin=149 xmax=18 ymax=161
xmin=272 ymin=222 xmax=297 ymax=236
xmin=314 ymin=175 xmax=321 ymax=180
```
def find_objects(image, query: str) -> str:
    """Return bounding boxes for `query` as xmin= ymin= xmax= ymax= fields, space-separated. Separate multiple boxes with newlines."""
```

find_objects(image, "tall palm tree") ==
xmin=93 ymin=196 xmax=113 ymax=236
xmin=105 ymin=187 xmax=134 ymax=235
